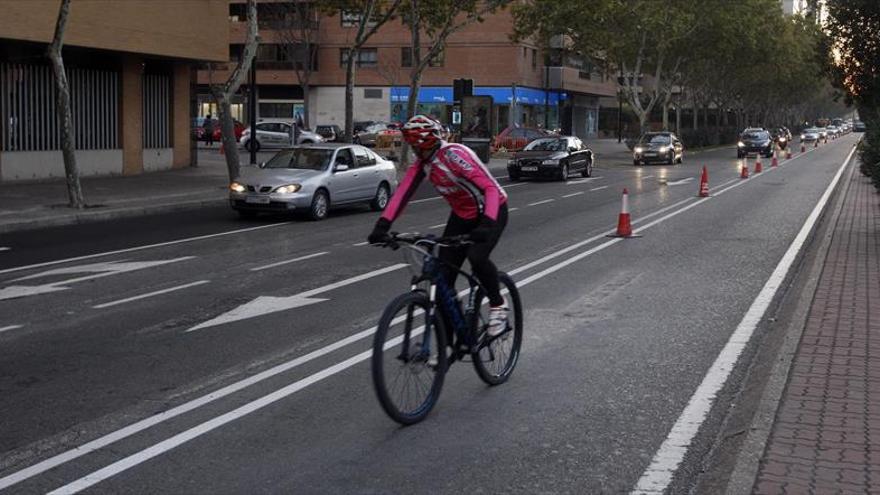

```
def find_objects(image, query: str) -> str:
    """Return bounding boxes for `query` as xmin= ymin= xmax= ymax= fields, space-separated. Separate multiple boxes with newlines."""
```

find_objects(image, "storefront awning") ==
xmin=390 ymin=86 xmax=566 ymax=105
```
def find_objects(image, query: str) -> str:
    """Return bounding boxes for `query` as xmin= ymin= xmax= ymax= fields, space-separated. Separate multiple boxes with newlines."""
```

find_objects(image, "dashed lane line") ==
xmin=92 ymin=281 xmax=211 ymax=309
xmin=562 ymin=192 xmax=585 ymax=198
xmin=590 ymin=186 xmax=609 ymax=192
xmin=527 ymin=199 xmax=555 ymax=207
xmin=249 ymin=252 xmax=328 ymax=272
xmin=0 ymin=325 xmax=22 ymax=333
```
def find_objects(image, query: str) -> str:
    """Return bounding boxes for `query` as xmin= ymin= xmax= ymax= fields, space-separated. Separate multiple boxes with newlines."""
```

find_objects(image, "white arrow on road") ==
xmin=186 ymin=263 xmax=409 ymax=332
xmin=0 ymin=257 xmax=195 ymax=301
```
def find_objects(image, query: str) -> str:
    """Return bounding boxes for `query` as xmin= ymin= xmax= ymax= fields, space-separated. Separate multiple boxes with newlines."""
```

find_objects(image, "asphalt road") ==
xmin=0 ymin=135 xmax=860 ymax=494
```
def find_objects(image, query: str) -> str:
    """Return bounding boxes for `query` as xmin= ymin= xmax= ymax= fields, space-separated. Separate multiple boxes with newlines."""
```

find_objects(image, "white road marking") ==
xmin=249 ymin=252 xmax=328 ymax=272
xmin=508 ymin=207 xmax=520 ymax=212
xmin=409 ymin=196 xmax=443 ymax=204
xmin=641 ymin=175 xmax=655 ymax=179
xmin=0 ymin=247 xmax=10 ymax=252
xmin=632 ymin=145 xmax=857 ymax=494
xmin=505 ymin=182 xmax=529 ymax=188
xmin=590 ymin=186 xmax=608 ymax=192
xmin=352 ymin=241 xmax=369 ymax=247
xmin=665 ymin=177 xmax=694 ymax=186
xmin=0 ymin=258 xmax=195 ymax=301
xmin=186 ymin=263 xmax=409 ymax=332
xmin=92 ymin=281 xmax=211 ymax=309
xmin=429 ymin=223 xmax=446 ymax=230
xmin=0 ymin=324 xmax=22 ymax=333
xmin=562 ymin=192 xmax=585 ymax=198
xmin=0 ymin=223 xmax=291 ymax=276
xmin=10 ymin=144 xmax=846 ymax=491
xmin=527 ymin=199 xmax=555 ymax=207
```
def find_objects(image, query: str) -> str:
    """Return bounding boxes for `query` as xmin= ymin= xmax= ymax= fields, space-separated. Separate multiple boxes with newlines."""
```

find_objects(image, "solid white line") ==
xmin=352 ymin=241 xmax=369 ymax=247
xmin=641 ymin=175 xmax=655 ymax=179
xmin=527 ymin=199 xmax=554 ymax=207
xmin=508 ymin=207 xmax=520 ymax=212
xmin=562 ymin=192 xmax=585 ymax=198
xmin=92 ymin=281 xmax=211 ymax=309
xmin=249 ymin=252 xmax=328 ymax=272
xmin=0 ymin=223 xmax=293 ymax=276
xmin=590 ymin=186 xmax=608 ymax=192
xmin=0 ymin=247 xmax=10 ymax=252
xmin=429 ymin=223 xmax=446 ymax=230
xmin=409 ymin=196 xmax=443 ymax=204
xmin=0 ymin=324 xmax=22 ymax=333
xmin=632 ymin=145 xmax=857 ymax=494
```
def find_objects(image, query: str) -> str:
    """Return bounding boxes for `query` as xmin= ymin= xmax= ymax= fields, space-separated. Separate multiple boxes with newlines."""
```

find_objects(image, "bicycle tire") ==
xmin=372 ymin=291 xmax=448 ymax=425
xmin=472 ymin=272 xmax=523 ymax=385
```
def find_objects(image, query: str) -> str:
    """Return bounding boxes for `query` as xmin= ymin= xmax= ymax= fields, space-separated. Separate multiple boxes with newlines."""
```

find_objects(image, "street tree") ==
xmin=210 ymin=0 xmax=259 ymax=181
xmin=47 ymin=0 xmax=84 ymax=209
xmin=266 ymin=1 xmax=320 ymax=129
xmin=824 ymin=0 xmax=880 ymax=187
xmin=321 ymin=0 xmax=403 ymax=142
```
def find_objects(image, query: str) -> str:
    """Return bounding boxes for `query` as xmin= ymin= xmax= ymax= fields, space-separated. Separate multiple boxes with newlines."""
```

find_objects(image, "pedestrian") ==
xmin=203 ymin=114 xmax=215 ymax=147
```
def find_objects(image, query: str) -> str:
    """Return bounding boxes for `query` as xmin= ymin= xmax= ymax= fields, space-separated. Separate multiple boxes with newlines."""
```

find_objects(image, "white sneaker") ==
xmin=487 ymin=305 xmax=509 ymax=337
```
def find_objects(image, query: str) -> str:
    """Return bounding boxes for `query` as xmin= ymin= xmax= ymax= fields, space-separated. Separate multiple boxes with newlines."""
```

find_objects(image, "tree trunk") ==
xmin=675 ymin=104 xmax=681 ymax=135
xmin=662 ymin=104 xmax=669 ymax=131
xmin=692 ymin=95 xmax=699 ymax=130
xmin=344 ymin=54 xmax=357 ymax=143
xmin=217 ymin=96 xmax=240 ymax=179
xmin=48 ymin=0 xmax=84 ymax=209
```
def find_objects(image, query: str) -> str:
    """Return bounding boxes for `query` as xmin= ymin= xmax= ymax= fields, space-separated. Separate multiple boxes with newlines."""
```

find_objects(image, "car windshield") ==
xmin=524 ymin=138 xmax=568 ymax=151
xmin=263 ymin=149 xmax=331 ymax=170
xmin=641 ymin=135 xmax=670 ymax=145
xmin=743 ymin=131 xmax=768 ymax=139
xmin=805 ymin=128 xmax=819 ymax=133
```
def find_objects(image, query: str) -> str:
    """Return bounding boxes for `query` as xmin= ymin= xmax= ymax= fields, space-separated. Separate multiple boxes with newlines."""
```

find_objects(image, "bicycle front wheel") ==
xmin=472 ymin=272 xmax=523 ymax=385
xmin=371 ymin=291 xmax=448 ymax=425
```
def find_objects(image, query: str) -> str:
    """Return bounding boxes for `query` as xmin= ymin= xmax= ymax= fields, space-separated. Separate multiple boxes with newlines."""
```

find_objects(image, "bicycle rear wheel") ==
xmin=372 ymin=291 xmax=448 ymax=425
xmin=472 ymin=272 xmax=523 ymax=385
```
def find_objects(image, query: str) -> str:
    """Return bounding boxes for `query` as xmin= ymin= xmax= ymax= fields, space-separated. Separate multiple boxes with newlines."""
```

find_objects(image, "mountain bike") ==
xmin=371 ymin=233 xmax=523 ymax=425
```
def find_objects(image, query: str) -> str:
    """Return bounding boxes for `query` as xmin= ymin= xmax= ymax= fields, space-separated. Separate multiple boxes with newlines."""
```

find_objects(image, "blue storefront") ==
xmin=390 ymin=86 xmax=566 ymax=134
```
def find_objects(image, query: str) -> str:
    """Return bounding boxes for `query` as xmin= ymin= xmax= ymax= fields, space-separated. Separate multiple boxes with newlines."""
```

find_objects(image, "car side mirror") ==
xmin=334 ymin=164 xmax=349 ymax=172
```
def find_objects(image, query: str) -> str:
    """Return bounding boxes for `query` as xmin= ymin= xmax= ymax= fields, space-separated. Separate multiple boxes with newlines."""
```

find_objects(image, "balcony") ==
xmin=544 ymin=66 xmax=618 ymax=97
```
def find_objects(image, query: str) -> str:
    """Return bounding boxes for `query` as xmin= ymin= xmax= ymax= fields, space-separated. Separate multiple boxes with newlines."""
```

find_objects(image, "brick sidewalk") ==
xmin=753 ymin=169 xmax=880 ymax=493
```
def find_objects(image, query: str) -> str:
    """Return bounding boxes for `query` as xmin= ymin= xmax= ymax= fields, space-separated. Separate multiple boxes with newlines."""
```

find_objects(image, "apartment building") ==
xmin=198 ymin=1 xmax=617 ymax=139
xmin=0 ymin=0 xmax=227 ymax=181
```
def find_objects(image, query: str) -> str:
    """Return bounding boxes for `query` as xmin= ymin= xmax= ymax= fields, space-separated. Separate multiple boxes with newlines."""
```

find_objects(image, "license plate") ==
xmin=245 ymin=195 xmax=270 ymax=204
xmin=520 ymin=166 xmax=538 ymax=172
xmin=644 ymin=152 xmax=656 ymax=157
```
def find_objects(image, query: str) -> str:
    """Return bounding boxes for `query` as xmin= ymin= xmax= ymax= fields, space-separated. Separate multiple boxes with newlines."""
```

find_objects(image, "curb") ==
xmin=722 ymin=150 xmax=858 ymax=494
xmin=0 ymin=196 xmax=228 ymax=234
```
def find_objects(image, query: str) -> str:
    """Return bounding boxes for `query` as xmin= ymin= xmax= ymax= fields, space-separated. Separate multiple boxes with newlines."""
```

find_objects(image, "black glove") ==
xmin=368 ymin=218 xmax=392 ymax=245
xmin=469 ymin=216 xmax=497 ymax=243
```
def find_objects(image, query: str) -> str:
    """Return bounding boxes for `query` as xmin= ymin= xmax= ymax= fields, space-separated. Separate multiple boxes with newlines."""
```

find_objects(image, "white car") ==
xmin=240 ymin=119 xmax=324 ymax=152
xmin=800 ymin=127 xmax=820 ymax=142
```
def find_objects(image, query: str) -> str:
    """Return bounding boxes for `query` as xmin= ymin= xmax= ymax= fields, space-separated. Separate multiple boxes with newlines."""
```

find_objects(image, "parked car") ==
xmin=192 ymin=117 xmax=245 ymax=143
xmin=800 ymin=127 xmax=821 ymax=142
xmin=354 ymin=122 xmax=401 ymax=148
xmin=493 ymin=126 xmax=549 ymax=152
xmin=315 ymin=124 xmax=344 ymax=142
xmin=737 ymin=128 xmax=774 ymax=158
xmin=239 ymin=119 xmax=324 ymax=152
xmin=229 ymin=143 xmax=398 ymax=221
xmin=507 ymin=136 xmax=593 ymax=181
xmin=633 ymin=132 xmax=684 ymax=165
xmin=854 ymin=120 xmax=866 ymax=132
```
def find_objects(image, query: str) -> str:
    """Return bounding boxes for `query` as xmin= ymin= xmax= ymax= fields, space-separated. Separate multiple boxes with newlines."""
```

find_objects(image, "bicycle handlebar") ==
xmin=373 ymin=232 xmax=472 ymax=249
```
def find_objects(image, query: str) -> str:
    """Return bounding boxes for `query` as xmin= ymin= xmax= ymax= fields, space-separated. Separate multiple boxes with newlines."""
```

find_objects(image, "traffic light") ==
xmin=453 ymin=78 xmax=473 ymax=102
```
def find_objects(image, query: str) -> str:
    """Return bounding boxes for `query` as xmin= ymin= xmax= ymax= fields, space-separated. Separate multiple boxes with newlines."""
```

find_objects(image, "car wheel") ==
xmin=737 ymin=152 xmax=743 ymax=159
xmin=667 ymin=151 xmax=675 ymax=165
xmin=370 ymin=183 xmax=390 ymax=211
xmin=509 ymin=173 xmax=520 ymax=182
xmin=246 ymin=139 xmax=260 ymax=153
xmin=558 ymin=163 xmax=569 ymax=182
xmin=308 ymin=189 xmax=329 ymax=221
xmin=237 ymin=210 xmax=257 ymax=219
xmin=633 ymin=159 xmax=641 ymax=166
xmin=582 ymin=159 xmax=593 ymax=177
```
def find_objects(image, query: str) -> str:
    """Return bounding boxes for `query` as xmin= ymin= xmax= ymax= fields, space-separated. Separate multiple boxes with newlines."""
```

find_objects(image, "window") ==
xmin=340 ymin=48 xmax=378 ymax=68
xmin=401 ymin=47 xmax=412 ymax=68
xmin=335 ymin=148 xmax=355 ymax=168
xmin=522 ymin=47 xmax=527 ymax=58
xmin=341 ymin=9 xmax=377 ymax=28
xmin=363 ymin=88 xmax=383 ymax=99
xmin=509 ymin=128 xmax=526 ymax=138
xmin=532 ymin=49 xmax=537 ymax=70
xmin=429 ymin=49 xmax=444 ymax=67
xmin=352 ymin=147 xmax=376 ymax=167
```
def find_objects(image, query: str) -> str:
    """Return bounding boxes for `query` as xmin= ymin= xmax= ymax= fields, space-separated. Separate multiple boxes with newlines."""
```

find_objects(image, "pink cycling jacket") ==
xmin=381 ymin=142 xmax=508 ymax=222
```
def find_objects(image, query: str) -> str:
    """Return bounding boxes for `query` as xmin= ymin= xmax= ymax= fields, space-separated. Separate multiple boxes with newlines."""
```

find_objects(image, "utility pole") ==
xmin=509 ymin=82 xmax=517 ymax=128
xmin=248 ymin=60 xmax=257 ymax=165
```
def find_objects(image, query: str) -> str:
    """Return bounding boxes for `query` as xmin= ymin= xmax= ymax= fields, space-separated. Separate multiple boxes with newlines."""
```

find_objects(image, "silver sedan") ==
xmin=229 ymin=143 xmax=399 ymax=220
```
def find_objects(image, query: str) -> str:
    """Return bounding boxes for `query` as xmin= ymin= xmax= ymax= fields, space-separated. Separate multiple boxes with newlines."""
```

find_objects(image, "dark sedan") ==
xmin=737 ymin=128 xmax=774 ymax=158
xmin=633 ymin=132 xmax=684 ymax=165
xmin=507 ymin=136 xmax=593 ymax=181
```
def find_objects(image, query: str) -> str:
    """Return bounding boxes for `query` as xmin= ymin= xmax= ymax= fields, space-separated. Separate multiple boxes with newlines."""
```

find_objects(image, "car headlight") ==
xmin=230 ymin=181 xmax=246 ymax=193
xmin=274 ymin=184 xmax=302 ymax=194
xmin=779 ymin=137 xmax=787 ymax=142
xmin=634 ymin=146 xmax=644 ymax=154
xmin=737 ymin=141 xmax=745 ymax=147
xmin=542 ymin=159 xmax=559 ymax=165
xmin=800 ymin=135 xmax=805 ymax=140
xmin=658 ymin=146 xmax=669 ymax=153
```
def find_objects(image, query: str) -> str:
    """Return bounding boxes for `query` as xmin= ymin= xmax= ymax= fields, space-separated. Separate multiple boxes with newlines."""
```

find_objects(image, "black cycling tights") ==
xmin=438 ymin=204 xmax=508 ymax=307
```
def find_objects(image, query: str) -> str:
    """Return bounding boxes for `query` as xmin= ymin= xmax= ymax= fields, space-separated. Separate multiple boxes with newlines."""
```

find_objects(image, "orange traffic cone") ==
xmin=771 ymin=150 xmax=778 ymax=167
xmin=607 ymin=188 xmax=640 ymax=238
xmin=814 ymin=139 xmax=819 ymax=148
xmin=698 ymin=166 xmax=710 ymax=197
xmin=741 ymin=157 xmax=750 ymax=179
xmin=755 ymin=154 xmax=763 ymax=173
xmin=801 ymin=142 xmax=806 ymax=153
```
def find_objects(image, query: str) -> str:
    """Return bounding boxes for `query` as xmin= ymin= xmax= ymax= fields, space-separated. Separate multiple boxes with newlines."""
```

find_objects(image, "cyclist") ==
xmin=368 ymin=115 xmax=510 ymax=336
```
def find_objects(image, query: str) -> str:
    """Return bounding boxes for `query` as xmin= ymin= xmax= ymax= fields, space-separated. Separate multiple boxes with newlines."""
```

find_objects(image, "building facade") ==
xmin=198 ymin=1 xmax=617 ymax=139
xmin=0 ymin=0 xmax=228 ymax=181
